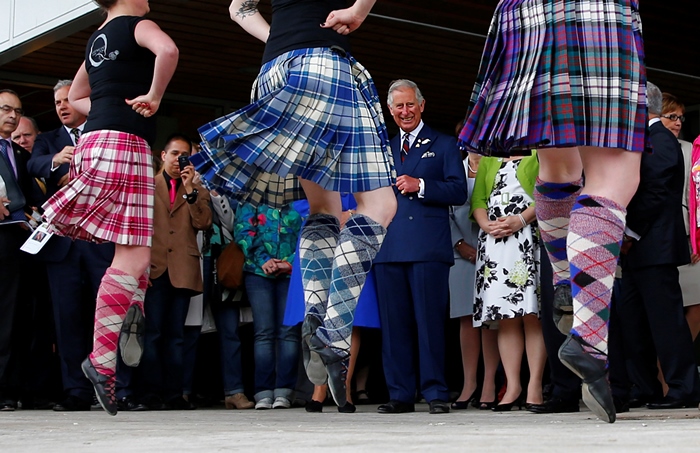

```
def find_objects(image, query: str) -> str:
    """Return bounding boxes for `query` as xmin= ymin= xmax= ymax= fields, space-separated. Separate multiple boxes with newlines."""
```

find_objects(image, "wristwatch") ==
xmin=183 ymin=188 xmax=199 ymax=204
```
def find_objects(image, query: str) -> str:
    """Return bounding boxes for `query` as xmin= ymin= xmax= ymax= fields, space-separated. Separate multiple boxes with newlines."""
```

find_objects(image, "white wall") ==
xmin=0 ymin=0 xmax=99 ymax=54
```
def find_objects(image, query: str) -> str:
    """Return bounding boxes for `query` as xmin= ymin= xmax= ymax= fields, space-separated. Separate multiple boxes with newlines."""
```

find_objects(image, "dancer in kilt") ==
xmin=41 ymin=0 xmax=178 ymax=415
xmin=190 ymin=0 xmax=396 ymax=409
xmin=459 ymin=0 xmax=647 ymax=423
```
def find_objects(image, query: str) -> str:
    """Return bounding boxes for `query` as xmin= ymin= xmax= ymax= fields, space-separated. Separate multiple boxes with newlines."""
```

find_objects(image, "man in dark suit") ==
xmin=27 ymin=80 xmax=114 ymax=412
xmin=609 ymin=82 xmax=700 ymax=410
xmin=0 ymin=89 xmax=41 ymax=411
xmin=374 ymin=80 xmax=467 ymax=414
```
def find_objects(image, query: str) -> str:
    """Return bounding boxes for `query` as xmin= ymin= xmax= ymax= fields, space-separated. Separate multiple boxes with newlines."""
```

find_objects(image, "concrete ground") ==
xmin=2 ymin=403 xmax=699 ymax=452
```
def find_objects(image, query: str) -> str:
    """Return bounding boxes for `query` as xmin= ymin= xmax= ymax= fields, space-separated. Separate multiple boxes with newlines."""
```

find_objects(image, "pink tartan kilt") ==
xmin=42 ymin=130 xmax=155 ymax=247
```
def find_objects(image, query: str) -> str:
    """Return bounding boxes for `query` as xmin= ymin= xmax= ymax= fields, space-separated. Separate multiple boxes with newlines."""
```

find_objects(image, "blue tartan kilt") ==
xmin=459 ymin=0 xmax=648 ymax=157
xmin=191 ymin=47 xmax=395 ymax=208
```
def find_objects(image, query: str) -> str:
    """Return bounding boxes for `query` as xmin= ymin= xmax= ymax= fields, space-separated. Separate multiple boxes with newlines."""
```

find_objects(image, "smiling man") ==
xmin=373 ymin=79 xmax=467 ymax=415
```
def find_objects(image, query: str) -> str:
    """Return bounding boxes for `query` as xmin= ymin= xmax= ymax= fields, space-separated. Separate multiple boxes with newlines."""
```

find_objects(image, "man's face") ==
xmin=12 ymin=116 xmax=38 ymax=152
xmin=0 ymin=92 xmax=22 ymax=139
xmin=161 ymin=139 xmax=191 ymax=179
xmin=388 ymin=87 xmax=425 ymax=133
xmin=54 ymin=86 xmax=86 ymax=128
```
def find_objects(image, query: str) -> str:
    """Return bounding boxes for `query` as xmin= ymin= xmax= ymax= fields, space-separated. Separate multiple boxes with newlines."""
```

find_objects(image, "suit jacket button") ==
xmin=409 ymin=216 xmax=413 ymax=220
xmin=170 ymin=230 xmax=174 ymax=234
xmin=408 ymin=196 xmax=414 ymax=200
xmin=168 ymin=248 xmax=172 ymax=252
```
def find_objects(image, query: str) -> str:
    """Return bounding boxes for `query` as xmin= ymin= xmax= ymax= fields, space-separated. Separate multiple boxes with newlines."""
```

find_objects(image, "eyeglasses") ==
xmin=0 ymin=104 xmax=24 ymax=116
xmin=661 ymin=113 xmax=685 ymax=123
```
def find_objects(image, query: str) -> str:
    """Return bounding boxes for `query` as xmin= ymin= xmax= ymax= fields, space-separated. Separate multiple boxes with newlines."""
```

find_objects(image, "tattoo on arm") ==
xmin=236 ymin=0 xmax=260 ymax=19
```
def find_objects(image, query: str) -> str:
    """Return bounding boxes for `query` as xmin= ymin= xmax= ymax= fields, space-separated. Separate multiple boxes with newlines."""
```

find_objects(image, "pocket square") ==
xmin=421 ymin=151 xmax=436 ymax=158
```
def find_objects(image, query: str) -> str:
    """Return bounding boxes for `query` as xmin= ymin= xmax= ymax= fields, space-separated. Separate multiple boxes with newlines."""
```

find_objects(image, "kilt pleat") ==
xmin=190 ymin=47 xmax=395 ymax=208
xmin=460 ymin=0 xmax=647 ymax=156
xmin=42 ymin=130 xmax=154 ymax=246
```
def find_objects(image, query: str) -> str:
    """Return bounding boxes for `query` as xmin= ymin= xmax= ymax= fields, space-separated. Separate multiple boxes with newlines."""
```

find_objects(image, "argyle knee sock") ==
xmin=89 ymin=267 xmax=138 ymax=377
xmin=131 ymin=270 xmax=149 ymax=312
xmin=315 ymin=213 xmax=386 ymax=355
xmin=567 ymin=195 xmax=626 ymax=360
xmin=299 ymin=214 xmax=341 ymax=320
xmin=534 ymin=178 xmax=583 ymax=286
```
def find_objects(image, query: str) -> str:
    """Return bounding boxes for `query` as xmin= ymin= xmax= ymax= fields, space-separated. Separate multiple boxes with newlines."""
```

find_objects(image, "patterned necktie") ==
xmin=169 ymin=178 xmax=177 ymax=209
xmin=0 ymin=140 xmax=15 ymax=177
xmin=71 ymin=128 xmax=81 ymax=145
xmin=401 ymin=133 xmax=410 ymax=162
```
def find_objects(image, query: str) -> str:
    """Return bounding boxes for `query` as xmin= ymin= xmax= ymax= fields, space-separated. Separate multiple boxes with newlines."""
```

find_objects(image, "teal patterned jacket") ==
xmin=233 ymin=202 xmax=304 ymax=279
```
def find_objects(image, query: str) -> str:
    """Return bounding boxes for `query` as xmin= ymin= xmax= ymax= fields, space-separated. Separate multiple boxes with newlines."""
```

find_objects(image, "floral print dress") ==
xmin=473 ymin=159 xmax=540 ymax=327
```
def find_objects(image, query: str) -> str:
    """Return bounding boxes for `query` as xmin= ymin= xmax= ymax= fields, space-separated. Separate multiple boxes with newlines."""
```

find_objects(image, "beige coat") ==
xmin=150 ymin=173 xmax=212 ymax=292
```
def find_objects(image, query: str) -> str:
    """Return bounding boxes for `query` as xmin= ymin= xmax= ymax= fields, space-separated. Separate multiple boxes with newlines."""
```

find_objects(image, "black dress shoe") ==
xmin=527 ymin=397 xmax=580 ymax=414
xmin=377 ymin=400 xmax=415 ymax=414
xmin=117 ymin=396 xmax=148 ymax=412
xmin=429 ymin=400 xmax=450 ymax=414
xmin=646 ymin=397 xmax=691 ymax=410
xmin=613 ymin=396 xmax=629 ymax=414
xmin=53 ymin=396 xmax=91 ymax=412
xmin=164 ymin=396 xmax=196 ymax=410
xmin=308 ymin=334 xmax=349 ymax=407
xmin=558 ymin=334 xmax=615 ymax=423
xmin=0 ymin=400 xmax=17 ymax=411
xmin=81 ymin=358 xmax=117 ymax=416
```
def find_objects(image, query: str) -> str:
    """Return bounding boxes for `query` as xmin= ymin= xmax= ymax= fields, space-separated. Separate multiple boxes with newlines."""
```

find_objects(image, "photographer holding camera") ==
xmin=122 ymin=133 xmax=211 ymax=410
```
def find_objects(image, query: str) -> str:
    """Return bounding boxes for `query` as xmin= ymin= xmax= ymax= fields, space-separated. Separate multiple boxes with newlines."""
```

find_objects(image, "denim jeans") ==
xmin=212 ymin=303 xmax=245 ymax=396
xmin=244 ymin=273 xmax=300 ymax=401
xmin=139 ymin=271 xmax=191 ymax=402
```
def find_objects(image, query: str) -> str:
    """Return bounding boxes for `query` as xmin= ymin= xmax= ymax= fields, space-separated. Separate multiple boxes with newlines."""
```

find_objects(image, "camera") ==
xmin=178 ymin=155 xmax=190 ymax=171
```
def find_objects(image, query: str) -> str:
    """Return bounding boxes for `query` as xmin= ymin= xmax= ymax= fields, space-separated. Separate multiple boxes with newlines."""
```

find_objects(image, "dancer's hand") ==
xmin=126 ymin=94 xmax=161 ymax=117
xmin=322 ymin=0 xmax=375 ymax=35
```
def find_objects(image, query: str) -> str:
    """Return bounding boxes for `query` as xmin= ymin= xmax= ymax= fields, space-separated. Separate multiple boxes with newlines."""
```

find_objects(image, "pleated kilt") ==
xmin=459 ymin=0 xmax=647 ymax=156
xmin=42 ymin=130 xmax=154 ymax=247
xmin=190 ymin=47 xmax=395 ymax=208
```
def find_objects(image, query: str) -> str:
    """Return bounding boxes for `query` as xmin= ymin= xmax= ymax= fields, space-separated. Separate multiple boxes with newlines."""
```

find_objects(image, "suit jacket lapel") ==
xmin=401 ymin=125 xmax=435 ymax=176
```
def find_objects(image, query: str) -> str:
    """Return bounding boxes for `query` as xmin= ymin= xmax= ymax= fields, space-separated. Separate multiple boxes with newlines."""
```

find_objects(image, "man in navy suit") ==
xmin=609 ymin=82 xmax=700 ymax=410
xmin=374 ymin=80 xmax=467 ymax=414
xmin=27 ymin=80 xmax=114 ymax=412
xmin=0 ymin=89 xmax=42 ymax=410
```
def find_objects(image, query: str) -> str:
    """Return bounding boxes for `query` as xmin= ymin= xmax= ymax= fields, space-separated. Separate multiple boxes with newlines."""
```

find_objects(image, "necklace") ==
xmin=467 ymin=158 xmax=477 ymax=174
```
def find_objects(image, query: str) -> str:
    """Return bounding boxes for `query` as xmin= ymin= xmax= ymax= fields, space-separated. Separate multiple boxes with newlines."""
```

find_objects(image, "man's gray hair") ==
xmin=647 ymin=81 xmax=662 ymax=115
xmin=54 ymin=79 xmax=73 ymax=93
xmin=23 ymin=116 xmax=40 ymax=133
xmin=387 ymin=79 xmax=424 ymax=106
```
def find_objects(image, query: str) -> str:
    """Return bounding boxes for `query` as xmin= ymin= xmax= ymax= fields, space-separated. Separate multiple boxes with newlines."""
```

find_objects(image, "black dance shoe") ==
xmin=301 ymin=315 xmax=327 ymax=386
xmin=552 ymin=284 xmax=573 ymax=335
xmin=119 ymin=304 xmax=145 ymax=367
xmin=558 ymin=334 xmax=615 ymax=423
xmin=308 ymin=334 xmax=349 ymax=407
xmin=81 ymin=358 xmax=117 ymax=416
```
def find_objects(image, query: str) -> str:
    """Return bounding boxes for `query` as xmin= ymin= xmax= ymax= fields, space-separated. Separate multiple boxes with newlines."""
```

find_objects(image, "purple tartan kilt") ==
xmin=459 ymin=0 xmax=647 ymax=157
xmin=191 ymin=47 xmax=396 ymax=208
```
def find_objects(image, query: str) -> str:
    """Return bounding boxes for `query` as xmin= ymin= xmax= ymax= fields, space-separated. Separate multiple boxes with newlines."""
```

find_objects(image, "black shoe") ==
xmin=117 ymin=396 xmax=148 ymax=412
xmin=558 ymin=334 xmax=615 ymax=423
xmin=477 ymin=401 xmax=496 ymax=410
xmin=164 ymin=396 xmax=195 ymax=410
xmin=429 ymin=400 xmax=450 ymax=414
xmin=0 ymin=400 xmax=17 ymax=411
xmin=377 ymin=400 xmax=415 ymax=414
xmin=140 ymin=394 xmax=165 ymax=411
xmin=646 ymin=397 xmax=692 ymax=410
xmin=301 ymin=315 xmax=327 ymax=386
xmin=493 ymin=399 xmax=523 ymax=412
xmin=354 ymin=389 xmax=371 ymax=405
xmin=613 ymin=396 xmax=630 ymax=414
xmin=53 ymin=395 xmax=91 ymax=412
xmin=119 ymin=304 xmax=145 ymax=367
xmin=305 ymin=399 xmax=324 ymax=413
xmin=308 ymin=334 xmax=349 ymax=407
xmin=527 ymin=397 xmax=580 ymax=414
xmin=451 ymin=400 xmax=470 ymax=410
xmin=552 ymin=284 xmax=573 ymax=335
xmin=81 ymin=358 xmax=117 ymax=416
xmin=338 ymin=402 xmax=356 ymax=413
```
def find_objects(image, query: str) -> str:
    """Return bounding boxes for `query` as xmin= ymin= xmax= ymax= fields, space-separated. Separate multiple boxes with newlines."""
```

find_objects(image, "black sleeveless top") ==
xmin=262 ymin=0 xmax=351 ymax=64
xmin=83 ymin=16 xmax=157 ymax=145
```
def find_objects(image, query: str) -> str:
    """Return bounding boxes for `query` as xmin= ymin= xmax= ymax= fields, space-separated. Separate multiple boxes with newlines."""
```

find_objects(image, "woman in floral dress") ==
xmin=471 ymin=150 xmax=546 ymax=410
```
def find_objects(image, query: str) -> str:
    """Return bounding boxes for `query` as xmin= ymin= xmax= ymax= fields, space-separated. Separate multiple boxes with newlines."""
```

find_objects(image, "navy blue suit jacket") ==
xmin=27 ymin=127 xmax=72 ymax=198
xmin=375 ymin=124 xmax=467 ymax=264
